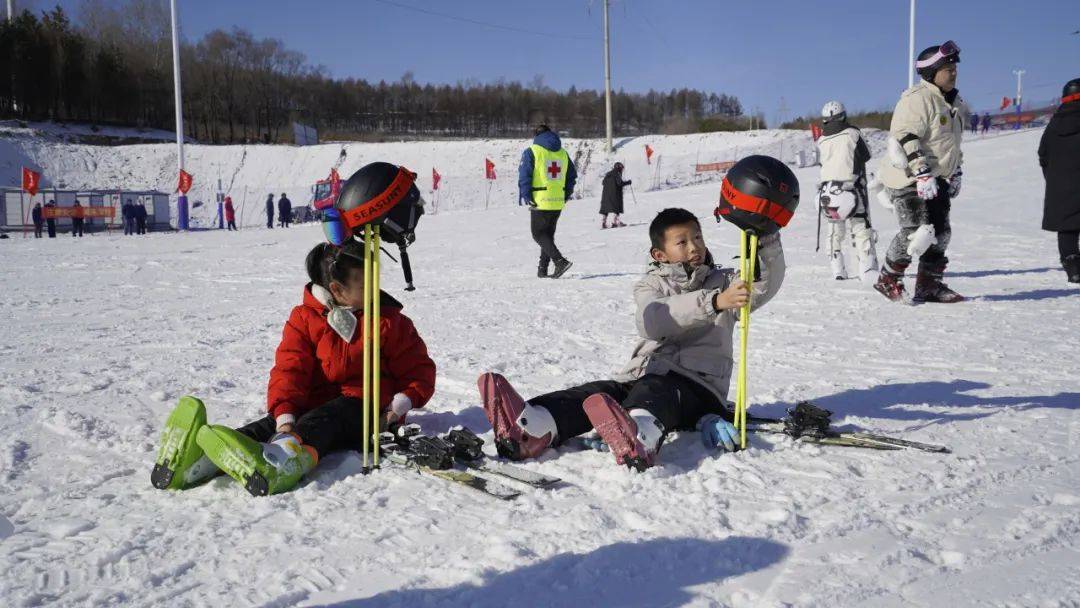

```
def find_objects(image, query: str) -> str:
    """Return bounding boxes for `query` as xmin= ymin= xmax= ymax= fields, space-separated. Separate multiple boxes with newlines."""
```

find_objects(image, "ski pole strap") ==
xmin=399 ymin=243 xmax=415 ymax=291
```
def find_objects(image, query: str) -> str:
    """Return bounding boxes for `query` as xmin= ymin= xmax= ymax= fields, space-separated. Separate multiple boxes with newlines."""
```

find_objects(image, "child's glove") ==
xmin=386 ymin=393 xmax=413 ymax=425
xmin=698 ymin=414 xmax=738 ymax=452
xmin=914 ymin=168 xmax=939 ymax=200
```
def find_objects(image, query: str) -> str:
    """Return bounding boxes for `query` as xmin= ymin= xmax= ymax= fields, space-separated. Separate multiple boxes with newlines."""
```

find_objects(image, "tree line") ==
xmin=0 ymin=1 xmax=749 ymax=143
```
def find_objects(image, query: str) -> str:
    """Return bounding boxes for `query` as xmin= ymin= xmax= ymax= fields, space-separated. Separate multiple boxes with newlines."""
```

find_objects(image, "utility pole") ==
xmin=170 ymin=0 xmax=188 ymax=230
xmin=7 ymin=0 xmax=14 ymax=21
xmin=603 ymin=0 xmax=613 ymax=153
xmin=777 ymin=97 xmax=790 ymax=128
xmin=1012 ymin=69 xmax=1025 ymax=109
xmin=908 ymin=0 xmax=916 ymax=88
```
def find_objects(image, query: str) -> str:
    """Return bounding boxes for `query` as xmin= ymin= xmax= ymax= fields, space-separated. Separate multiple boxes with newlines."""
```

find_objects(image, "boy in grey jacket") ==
xmin=479 ymin=207 xmax=786 ymax=468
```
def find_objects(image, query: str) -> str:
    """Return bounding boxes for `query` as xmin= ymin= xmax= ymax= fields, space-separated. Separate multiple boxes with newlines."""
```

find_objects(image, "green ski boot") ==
xmin=151 ymin=396 xmax=221 ymax=490
xmin=196 ymin=426 xmax=317 ymax=496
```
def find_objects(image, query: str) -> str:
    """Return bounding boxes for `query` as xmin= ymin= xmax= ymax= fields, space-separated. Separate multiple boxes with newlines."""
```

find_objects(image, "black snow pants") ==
xmin=530 ymin=209 xmax=565 ymax=267
xmin=236 ymin=395 xmax=365 ymax=458
xmin=528 ymin=372 xmax=728 ymax=444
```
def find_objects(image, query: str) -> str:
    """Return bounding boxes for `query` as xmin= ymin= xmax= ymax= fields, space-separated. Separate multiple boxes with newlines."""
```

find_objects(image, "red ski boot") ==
xmin=478 ymin=373 xmax=556 ymax=460
xmin=582 ymin=393 xmax=664 ymax=471
xmin=873 ymin=261 xmax=908 ymax=302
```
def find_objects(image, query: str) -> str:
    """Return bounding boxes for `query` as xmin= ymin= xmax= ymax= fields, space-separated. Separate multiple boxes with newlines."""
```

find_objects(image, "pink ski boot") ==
xmin=583 ymin=393 xmax=664 ymax=471
xmin=478 ymin=373 xmax=557 ymax=461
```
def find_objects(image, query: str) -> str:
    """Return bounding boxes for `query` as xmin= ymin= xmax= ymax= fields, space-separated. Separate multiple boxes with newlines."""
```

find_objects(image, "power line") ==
xmin=369 ymin=0 xmax=599 ymax=41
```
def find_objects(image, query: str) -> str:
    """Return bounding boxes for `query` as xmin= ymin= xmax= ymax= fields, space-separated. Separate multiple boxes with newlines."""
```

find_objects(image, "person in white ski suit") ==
xmin=874 ymin=40 xmax=969 ymax=303
xmin=816 ymin=100 xmax=878 ymax=282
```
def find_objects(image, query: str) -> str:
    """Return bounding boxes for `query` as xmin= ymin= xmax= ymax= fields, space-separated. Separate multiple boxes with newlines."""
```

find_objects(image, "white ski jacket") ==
xmin=880 ymin=81 xmax=969 ymax=190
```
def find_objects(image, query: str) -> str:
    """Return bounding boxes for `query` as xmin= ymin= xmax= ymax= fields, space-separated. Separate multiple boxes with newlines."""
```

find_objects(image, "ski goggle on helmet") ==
xmin=915 ymin=40 xmax=960 ymax=71
xmin=321 ymin=207 xmax=350 ymax=246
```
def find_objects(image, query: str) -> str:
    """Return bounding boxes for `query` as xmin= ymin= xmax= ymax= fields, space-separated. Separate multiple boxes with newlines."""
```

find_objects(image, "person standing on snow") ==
xmin=265 ymin=194 xmax=275 ymax=229
xmin=45 ymin=200 xmax=57 ymax=238
xmin=278 ymin=193 xmax=292 ymax=228
xmin=1038 ymin=78 xmax=1080 ymax=284
xmin=31 ymin=203 xmax=43 ymax=238
xmin=969 ymin=112 xmax=980 ymax=135
xmin=71 ymin=201 xmax=85 ymax=237
xmin=874 ymin=40 xmax=969 ymax=303
xmin=816 ymin=100 xmax=878 ymax=282
xmin=519 ymin=124 xmax=577 ymax=278
xmin=981 ymin=112 xmax=991 ymax=134
xmin=600 ymin=162 xmax=632 ymax=229
xmin=224 ymin=196 xmax=237 ymax=231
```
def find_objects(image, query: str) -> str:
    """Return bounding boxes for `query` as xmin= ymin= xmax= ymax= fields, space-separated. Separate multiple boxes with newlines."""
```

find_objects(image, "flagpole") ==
xmin=170 ymin=0 xmax=188 ymax=230
xmin=908 ymin=0 xmax=915 ymax=89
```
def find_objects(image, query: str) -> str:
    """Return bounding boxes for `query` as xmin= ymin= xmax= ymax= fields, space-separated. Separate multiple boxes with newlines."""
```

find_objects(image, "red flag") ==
xmin=810 ymin=124 xmax=823 ymax=141
xmin=432 ymin=167 xmax=441 ymax=191
xmin=177 ymin=169 xmax=194 ymax=194
xmin=485 ymin=158 xmax=496 ymax=180
xmin=21 ymin=167 xmax=41 ymax=196
xmin=1000 ymin=96 xmax=1011 ymax=110
xmin=644 ymin=144 xmax=654 ymax=165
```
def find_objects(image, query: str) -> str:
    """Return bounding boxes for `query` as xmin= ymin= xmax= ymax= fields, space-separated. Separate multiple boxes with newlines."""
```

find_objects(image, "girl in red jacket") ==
xmin=152 ymin=240 xmax=436 ymax=495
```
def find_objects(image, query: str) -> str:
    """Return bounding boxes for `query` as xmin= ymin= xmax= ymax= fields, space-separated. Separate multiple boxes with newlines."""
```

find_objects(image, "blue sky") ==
xmin=36 ymin=0 xmax=1080 ymax=121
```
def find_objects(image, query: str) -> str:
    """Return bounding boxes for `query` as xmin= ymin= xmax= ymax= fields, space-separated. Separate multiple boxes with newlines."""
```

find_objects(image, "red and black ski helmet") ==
xmin=1062 ymin=78 xmax=1080 ymax=105
xmin=336 ymin=161 xmax=424 ymax=246
xmin=715 ymin=155 xmax=800 ymax=234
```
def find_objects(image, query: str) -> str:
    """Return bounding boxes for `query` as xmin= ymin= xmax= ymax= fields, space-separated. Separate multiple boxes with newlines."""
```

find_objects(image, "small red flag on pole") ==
xmin=432 ymin=167 xmax=441 ymax=191
xmin=644 ymin=144 xmax=654 ymax=165
xmin=810 ymin=124 xmax=823 ymax=141
xmin=21 ymin=167 xmax=41 ymax=196
xmin=1000 ymin=96 xmax=1011 ymax=111
xmin=177 ymin=169 xmax=194 ymax=194
xmin=484 ymin=158 xmax=496 ymax=180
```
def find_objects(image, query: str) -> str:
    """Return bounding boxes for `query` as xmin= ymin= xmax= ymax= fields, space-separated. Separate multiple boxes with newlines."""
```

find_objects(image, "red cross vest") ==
xmin=530 ymin=144 xmax=570 ymax=211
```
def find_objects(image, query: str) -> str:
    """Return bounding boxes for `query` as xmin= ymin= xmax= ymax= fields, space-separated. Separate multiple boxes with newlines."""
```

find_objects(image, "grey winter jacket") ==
xmin=614 ymin=232 xmax=785 ymax=404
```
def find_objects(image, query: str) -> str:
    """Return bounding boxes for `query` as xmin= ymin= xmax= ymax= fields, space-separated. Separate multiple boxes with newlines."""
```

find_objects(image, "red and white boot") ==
xmin=478 ymin=373 xmax=557 ymax=461
xmin=582 ymin=393 xmax=664 ymax=471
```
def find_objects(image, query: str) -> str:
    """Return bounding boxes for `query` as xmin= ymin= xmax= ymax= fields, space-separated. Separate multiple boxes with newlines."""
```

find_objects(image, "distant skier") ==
xmin=31 ymin=202 xmax=43 ymax=238
xmin=1038 ymin=78 xmax=1080 ymax=283
xmin=71 ymin=201 xmax=85 ymax=237
xmin=45 ymin=200 xmax=57 ymax=238
xmin=600 ymin=162 xmax=632 ymax=228
xmin=981 ymin=112 xmax=991 ymax=134
xmin=875 ymin=40 xmax=968 ymax=303
xmin=815 ymin=100 xmax=878 ymax=282
xmin=265 ymin=194 xmax=274 ymax=229
xmin=151 ymin=240 xmax=437 ymax=495
xmin=278 ymin=193 xmax=292 ymax=228
xmin=134 ymin=202 xmax=148 ymax=234
xmin=224 ymin=196 xmax=237 ymax=231
xmin=969 ymin=112 xmax=979 ymax=134
xmin=519 ymin=124 xmax=577 ymax=278
xmin=479 ymin=157 xmax=796 ymax=470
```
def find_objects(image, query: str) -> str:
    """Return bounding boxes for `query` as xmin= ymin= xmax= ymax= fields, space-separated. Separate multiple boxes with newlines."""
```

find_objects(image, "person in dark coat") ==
xmin=45 ymin=200 xmax=57 ymax=238
xmin=224 ymin=196 xmax=237 ymax=231
xmin=133 ymin=202 xmax=148 ymax=234
xmin=278 ymin=193 xmax=292 ymax=228
xmin=1038 ymin=78 xmax=1080 ymax=283
xmin=599 ymin=162 xmax=632 ymax=229
xmin=71 ymin=201 xmax=85 ymax=237
xmin=981 ymin=112 xmax=991 ymax=134
xmin=123 ymin=200 xmax=135 ymax=235
xmin=31 ymin=202 xmax=43 ymax=238
xmin=969 ymin=112 xmax=979 ymax=134
xmin=265 ymin=194 xmax=275 ymax=229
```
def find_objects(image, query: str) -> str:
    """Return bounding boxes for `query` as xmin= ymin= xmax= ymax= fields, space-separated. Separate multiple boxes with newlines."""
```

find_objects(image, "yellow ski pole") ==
xmin=736 ymin=230 xmax=758 ymax=449
xmin=362 ymin=224 xmax=373 ymax=472
xmin=371 ymin=225 xmax=381 ymax=467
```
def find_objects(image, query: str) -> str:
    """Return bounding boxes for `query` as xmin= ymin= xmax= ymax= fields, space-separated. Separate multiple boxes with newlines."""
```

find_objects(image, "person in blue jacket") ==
xmin=518 ymin=124 xmax=578 ymax=278
xmin=969 ymin=112 xmax=979 ymax=134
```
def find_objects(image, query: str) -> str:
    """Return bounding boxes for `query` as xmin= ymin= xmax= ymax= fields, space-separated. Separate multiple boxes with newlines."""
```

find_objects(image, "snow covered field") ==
xmin=1 ymin=128 xmax=1077 ymax=607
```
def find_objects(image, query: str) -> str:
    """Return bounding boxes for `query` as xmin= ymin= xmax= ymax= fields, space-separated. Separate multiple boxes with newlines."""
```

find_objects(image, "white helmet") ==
xmin=821 ymin=100 xmax=846 ymax=122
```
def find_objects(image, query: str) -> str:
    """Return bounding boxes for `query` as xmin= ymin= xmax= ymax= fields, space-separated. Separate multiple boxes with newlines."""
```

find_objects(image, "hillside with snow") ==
xmin=2 ymin=124 xmax=871 ymax=225
xmin=0 ymin=127 xmax=1077 ymax=607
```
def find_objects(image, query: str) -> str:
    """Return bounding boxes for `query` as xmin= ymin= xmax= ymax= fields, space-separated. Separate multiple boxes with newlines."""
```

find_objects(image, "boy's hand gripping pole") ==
xmin=734 ymin=230 xmax=758 ymax=450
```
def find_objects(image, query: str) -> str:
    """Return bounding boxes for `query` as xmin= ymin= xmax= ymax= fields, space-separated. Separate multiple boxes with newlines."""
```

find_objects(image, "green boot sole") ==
xmin=152 ymin=396 xmax=218 ymax=490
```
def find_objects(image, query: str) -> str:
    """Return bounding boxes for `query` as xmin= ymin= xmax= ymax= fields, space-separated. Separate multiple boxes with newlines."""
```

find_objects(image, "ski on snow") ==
xmin=746 ymin=401 xmax=951 ymax=453
xmin=378 ymin=426 xmax=561 ymax=499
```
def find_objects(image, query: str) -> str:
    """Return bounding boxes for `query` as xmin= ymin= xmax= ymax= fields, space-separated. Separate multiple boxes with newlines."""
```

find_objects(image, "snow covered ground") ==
xmin=1 ymin=127 xmax=1077 ymax=607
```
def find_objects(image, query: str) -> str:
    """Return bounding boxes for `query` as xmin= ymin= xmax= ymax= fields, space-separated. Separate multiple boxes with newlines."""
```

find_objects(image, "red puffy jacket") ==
xmin=224 ymin=197 xmax=236 ymax=221
xmin=266 ymin=284 xmax=436 ymax=421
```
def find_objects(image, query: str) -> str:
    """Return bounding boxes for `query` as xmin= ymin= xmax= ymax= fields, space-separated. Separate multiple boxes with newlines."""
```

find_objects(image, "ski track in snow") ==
xmin=1 ymin=128 xmax=1078 ymax=607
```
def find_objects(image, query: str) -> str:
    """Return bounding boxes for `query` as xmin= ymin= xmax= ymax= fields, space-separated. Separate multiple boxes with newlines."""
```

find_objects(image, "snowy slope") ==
xmin=2 ymin=127 xmax=837 ymax=225
xmin=0 ymin=128 xmax=1077 ymax=607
